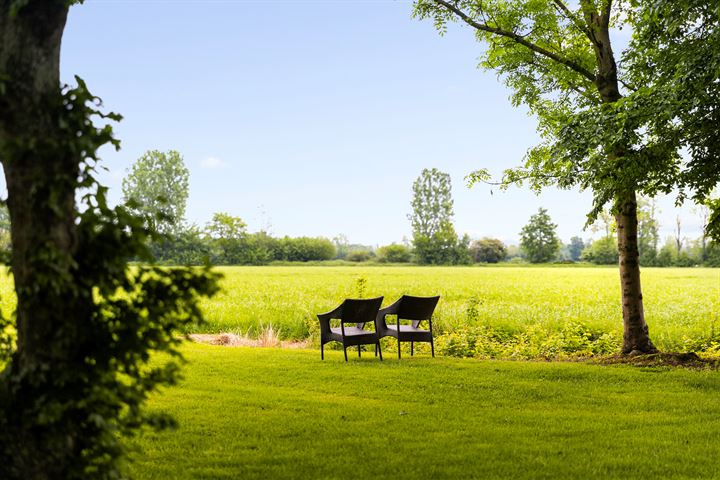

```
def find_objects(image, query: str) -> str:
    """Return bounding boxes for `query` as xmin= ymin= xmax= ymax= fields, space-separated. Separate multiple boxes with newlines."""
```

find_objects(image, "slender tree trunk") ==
xmin=0 ymin=2 xmax=93 ymax=478
xmin=584 ymin=3 xmax=657 ymax=354
xmin=615 ymin=191 xmax=656 ymax=353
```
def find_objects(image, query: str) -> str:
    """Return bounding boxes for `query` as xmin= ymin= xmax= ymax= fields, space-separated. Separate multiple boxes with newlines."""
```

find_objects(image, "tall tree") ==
xmin=413 ymin=0 xmax=687 ymax=353
xmin=520 ymin=208 xmax=561 ymax=263
xmin=567 ymin=236 xmax=586 ymax=262
xmin=637 ymin=196 xmax=659 ymax=266
xmin=122 ymin=149 xmax=190 ymax=235
xmin=0 ymin=2 xmax=218 ymax=478
xmin=408 ymin=168 xmax=465 ymax=264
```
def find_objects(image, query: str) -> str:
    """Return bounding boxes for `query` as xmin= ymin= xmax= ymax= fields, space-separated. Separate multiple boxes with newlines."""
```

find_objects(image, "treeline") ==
xmin=111 ymin=152 xmax=719 ymax=267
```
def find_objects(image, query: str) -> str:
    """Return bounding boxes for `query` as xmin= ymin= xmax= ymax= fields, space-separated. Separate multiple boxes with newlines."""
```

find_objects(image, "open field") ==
xmin=129 ymin=343 xmax=720 ymax=479
xmin=0 ymin=266 xmax=717 ymax=355
xmin=196 ymin=266 xmax=719 ymax=354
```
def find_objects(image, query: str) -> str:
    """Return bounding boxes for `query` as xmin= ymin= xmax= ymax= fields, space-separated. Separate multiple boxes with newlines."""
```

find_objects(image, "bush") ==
xmin=581 ymin=236 xmax=618 ymax=264
xmin=469 ymin=238 xmax=507 ymax=263
xmin=272 ymin=236 xmax=336 ymax=262
xmin=346 ymin=250 xmax=372 ymax=262
xmin=376 ymin=243 xmax=412 ymax=263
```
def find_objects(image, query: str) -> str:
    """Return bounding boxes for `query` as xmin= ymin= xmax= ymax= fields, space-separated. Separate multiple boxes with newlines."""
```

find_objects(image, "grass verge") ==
xmin=130 ymin=343 xmax=720 ymax=479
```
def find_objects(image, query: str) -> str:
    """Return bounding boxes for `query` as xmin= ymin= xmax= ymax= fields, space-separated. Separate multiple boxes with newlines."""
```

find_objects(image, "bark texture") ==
xmin=615 ymin=191 xmax=657 ymax=353
xmin=0 ymin=2 xmax=92 ymax=479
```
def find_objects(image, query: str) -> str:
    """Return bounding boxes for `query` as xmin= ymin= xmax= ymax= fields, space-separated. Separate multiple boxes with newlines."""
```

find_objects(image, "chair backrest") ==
xmin=340 ymin=297 xmax=384 ymax=324
xmin=397 ymin=295 xmax=440 ymax=321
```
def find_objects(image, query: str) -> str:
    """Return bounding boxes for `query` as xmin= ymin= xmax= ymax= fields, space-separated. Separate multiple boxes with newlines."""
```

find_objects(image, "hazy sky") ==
xmin=55 ymin=0 xmax=705 ymax=246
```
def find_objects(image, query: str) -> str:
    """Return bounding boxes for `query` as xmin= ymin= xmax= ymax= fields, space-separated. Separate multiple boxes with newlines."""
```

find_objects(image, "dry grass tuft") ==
xmin=189 ymin=332 xmax=308 ymax=349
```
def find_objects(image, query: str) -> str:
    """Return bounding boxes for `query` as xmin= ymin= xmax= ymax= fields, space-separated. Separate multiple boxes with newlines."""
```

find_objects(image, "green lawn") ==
xmin=130 ymin=343 xmax=720 ymax=479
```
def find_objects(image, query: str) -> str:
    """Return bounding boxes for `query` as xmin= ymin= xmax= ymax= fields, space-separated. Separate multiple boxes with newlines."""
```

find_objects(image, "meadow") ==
xmin=129 ymin=343 xmax=720 ymax=479
xmin=197 ymin=265 xmax=719 ymax=356
xmin=0 ymin=265 xmax=717 ymax=357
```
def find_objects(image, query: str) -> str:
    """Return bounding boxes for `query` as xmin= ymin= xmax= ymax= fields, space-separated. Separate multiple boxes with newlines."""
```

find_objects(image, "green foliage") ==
xmin=519 ymin=208 xmax=560 ymax=263
xmin=435 ymin=322 xmax=619 ymax=359
xmin=581 ymin=236 xmax=618 ymax=265
xmin=0 ymin=78 xmax=219 ymax=479
xmin=346 ymin=250 xmax=372 ymax=262
xmin=122 ymin=149 xmax=190 ymax=235
xmin=628 ymin=0 xmax=720 ymax=239
xmin=469 ymin=237 xmax=507 ymax=263
xmin=376 ymin=243 xmax=412 ymax=263
xmin=272 ymin=236 xmax=336 ymax=262
xmin=205 ymin=212 xmax=249 ymax=265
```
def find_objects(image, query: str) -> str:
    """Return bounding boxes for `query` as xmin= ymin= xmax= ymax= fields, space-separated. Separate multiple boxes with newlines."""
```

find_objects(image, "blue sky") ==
xmin=57 ymin=0 xmax=704 ymax=246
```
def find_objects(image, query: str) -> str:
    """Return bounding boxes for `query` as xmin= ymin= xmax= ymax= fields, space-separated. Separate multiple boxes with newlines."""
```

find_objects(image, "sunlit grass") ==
xmin=196 ymin=266 xmax=719 ymax=352
xmin=129 ymin=343 xmax=720 ymax=480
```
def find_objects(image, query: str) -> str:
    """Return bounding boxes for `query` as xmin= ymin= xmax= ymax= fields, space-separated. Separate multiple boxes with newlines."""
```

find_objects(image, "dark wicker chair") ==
xmin=376 ymin=295 xmax=440 ymax=359
xmin=317 ymin=297 xmax=384 ymax=361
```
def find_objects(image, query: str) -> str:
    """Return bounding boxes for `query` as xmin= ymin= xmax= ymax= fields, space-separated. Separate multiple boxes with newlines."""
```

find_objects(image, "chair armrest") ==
xmin=375 ymin=299 xmax=401 ymax=334
xmin=317 ymin=304 xmax=343 ymax=338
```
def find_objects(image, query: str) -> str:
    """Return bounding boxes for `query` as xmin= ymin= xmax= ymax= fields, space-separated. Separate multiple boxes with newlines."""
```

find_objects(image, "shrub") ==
xmin=469 ymin=238 xmax=507 ymax=263
xmin=376 ymin=244 xmax=412 ymax=263
xmin=581 ymin=236 xmax=618 ymax=264
xmin=346 ymin=250 xmax=372 ymax=262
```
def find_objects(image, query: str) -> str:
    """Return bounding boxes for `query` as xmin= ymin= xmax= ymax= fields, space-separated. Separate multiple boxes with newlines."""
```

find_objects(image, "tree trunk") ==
xmin=615 ymin=191 xmax=657 ymax=354
xmin=0 ymin=2 xmax=93 ymax=478
xmin=584 ymin=5 xmax=658 ymax=354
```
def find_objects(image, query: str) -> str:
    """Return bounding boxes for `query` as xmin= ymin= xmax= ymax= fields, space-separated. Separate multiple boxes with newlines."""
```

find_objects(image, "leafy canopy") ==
xmin=414 ymin=0 xmax=685 ymax=223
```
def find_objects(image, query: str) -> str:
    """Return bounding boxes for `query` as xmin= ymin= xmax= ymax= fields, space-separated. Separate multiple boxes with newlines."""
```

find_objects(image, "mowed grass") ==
xmin=198 ymin=266 xmax=719 ymax=351
xmin=130 ymin=343 xmax=720 ymax=479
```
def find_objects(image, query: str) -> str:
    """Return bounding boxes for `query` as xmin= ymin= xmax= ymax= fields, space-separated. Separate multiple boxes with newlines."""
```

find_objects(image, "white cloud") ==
xmin=200 ymin=156 xmax=226 ymax=169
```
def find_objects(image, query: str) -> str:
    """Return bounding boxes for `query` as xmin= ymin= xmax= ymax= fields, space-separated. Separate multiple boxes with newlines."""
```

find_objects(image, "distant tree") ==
xmin=205 ymin=212 xmax=248 ymax=264
xmin=376 ymin=243 xmax=412 ymax=263
xmin=409 ymin=168 xmax=465 ymax=264
xmin=332 ymin=234 xmax=350 ymax=259
xmin=673 ymin=215 xmax=684 ymax=258
xmin=520 ymin=208 xmax=561 ymax=264
xmin=122 ymin=150 xmax=190 ymax=235
xmin=637 ymin=197 xmax=660 ymax=266
xmin=470 ymin=238 xmax=507 ymax=263
xmin=567 ymin=237 xmax=585 ymax=262
xmin=582 ymin=237 xmax=618 ymax=265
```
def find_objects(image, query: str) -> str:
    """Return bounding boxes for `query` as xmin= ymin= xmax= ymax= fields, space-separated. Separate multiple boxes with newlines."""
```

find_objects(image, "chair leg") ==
xmin=375 ymin=343 xmax=378 ymax=357
xmin=358 ymin=345 xmax=361 ymax=358
xmin=431 ymin=338 xmax=435 ymax=358
xmin=377 ymin=341 xmax=383 ymax=361
xmin=343 ymin=346 xmax=348 ymax=362
xmin=411 ymin=341 xmax=414 ymax=356
xmin=321 ymin=343 xmax=324 ymax=360
xmin=398 ymin=339 xmax=401 ymax=360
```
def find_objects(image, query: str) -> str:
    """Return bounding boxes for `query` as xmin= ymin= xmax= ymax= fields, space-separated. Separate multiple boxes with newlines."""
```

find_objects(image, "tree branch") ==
xmin=433 ymin=0 xmax=596 ymax=82
xmin=551 ymin=0 xmax=592 ymax=40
